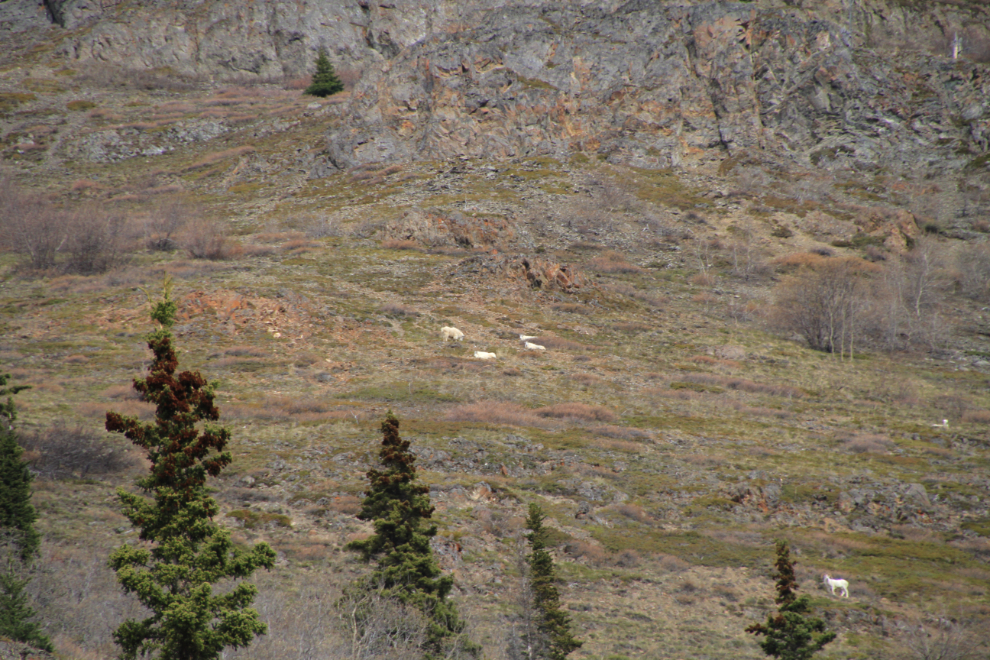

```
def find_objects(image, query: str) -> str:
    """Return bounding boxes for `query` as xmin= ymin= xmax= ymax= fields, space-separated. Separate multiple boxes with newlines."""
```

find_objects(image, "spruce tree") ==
xmin=106 ymin=279 xmax=276 ymax=660
xmin=524 ymin=504 xmax=582 ymax=660
xmin=346 ymin=412 xmax=476 ymax=658
xmin=0 ymin=374 xmax=39 ymax=562
xmin=746 ymin=541 xmax=836 ymax=660
xmin=0 ymin=568 xmax=53 ymax=652
xmin=0 ymin=374 xmax=52 ymax=652
xmin=304 ymin=47 xmax=344 ymax=97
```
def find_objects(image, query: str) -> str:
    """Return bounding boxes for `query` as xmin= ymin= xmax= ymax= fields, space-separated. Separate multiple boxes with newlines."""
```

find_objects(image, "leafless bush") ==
xmin=29 ymin=543 xmax=145 ymax=659
xmin=772 ymin=258 xmax=878 ymax=356
xmin=896 ymin=615 xmax=984 ymax=660
xmin=180 ymin=216 xmax=233 ymax=260
xmin=613 ymin=549 xmax=640 ymax=568
xmin=18 ymin=423 xmax=141 ymax=480
xmin=329 ymin=583 xmax=431 ymax=660
xmin=63 ymin=206 xmax=129 ymax=274
xmin=563 ymin=540 xmax=608 ymax=566
xmin=380 ymin=302 xmax=420 ymax=317
xmin=0 ymin=178 xmax=68 ymax=270
xmin=954 ymin=242 xmax=990 ymax=302
xmin=145 ymin=198 xmax=193 ymax=251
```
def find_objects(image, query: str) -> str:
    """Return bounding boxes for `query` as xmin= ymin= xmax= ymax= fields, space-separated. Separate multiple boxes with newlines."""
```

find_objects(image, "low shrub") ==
xmin=18 ymin=423 xmax=141 ymax=480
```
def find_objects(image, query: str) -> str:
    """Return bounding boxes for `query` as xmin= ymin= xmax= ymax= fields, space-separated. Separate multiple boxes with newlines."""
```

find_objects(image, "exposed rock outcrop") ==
xmin=324 ymin=1 xmax=990 ymax=174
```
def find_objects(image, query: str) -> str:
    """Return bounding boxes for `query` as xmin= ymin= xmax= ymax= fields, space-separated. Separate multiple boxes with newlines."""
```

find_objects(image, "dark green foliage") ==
xmin=0 ymin=566 xmax=53 ymax=652
xmin=304 ymin=48 xmax=344 ymax=97
xmin=746 ymin=541 xmax=836 ymax=660
xmin=0 ymin=374 xmax=39 ymax=561
xmin=346 ymin=412 xmax=476 ymax=658
xmin=0 ymin=374 xmax=51 ymax=652
xmin=106 ymin=283 xmax=276 ymax=660
xmin=525 ymin=504 xmax=583 ymax=660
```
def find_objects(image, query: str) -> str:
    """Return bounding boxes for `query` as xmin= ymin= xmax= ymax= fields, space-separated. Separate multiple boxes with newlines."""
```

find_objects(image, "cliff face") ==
xmin=3 ymin=0 xmax=989 ymax=177
xmin=320 ymin=0 xmax=990 ymax=174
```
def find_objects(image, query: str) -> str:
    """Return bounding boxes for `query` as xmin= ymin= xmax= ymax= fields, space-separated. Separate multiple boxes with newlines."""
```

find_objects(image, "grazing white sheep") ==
xmin=932 ymin=419 xmax=949 ymax=429
xmin=474 ymin=351 xmax=497 ymax=360
xmin=440 ymin=326 xmax=464 ymax=342
xmin=519 ymin=334 xmax=538 ymax=341
xmin=823 ymin=574 xmax=849 ymax=598
xmin=524 ymin=341 xmax=545 ymax=351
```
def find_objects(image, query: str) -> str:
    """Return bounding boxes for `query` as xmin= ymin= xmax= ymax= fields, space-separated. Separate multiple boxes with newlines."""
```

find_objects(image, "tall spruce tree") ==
xmin=304 ymin=47 xmax=344 ymax=97
xmin=346 ymin=412 xmax=476 ymax=659
xmin=0 ymin=374 xmax=52 ymax=652
xmin=746 ymin=541 xmax=836 ymax=660
xmin=106 ymin=280 xmax=276 ymax=660
xmin=0 ymin=374 xmax=39 ymax=561
xmin=524 ymin=504 xmax=582 ymax=660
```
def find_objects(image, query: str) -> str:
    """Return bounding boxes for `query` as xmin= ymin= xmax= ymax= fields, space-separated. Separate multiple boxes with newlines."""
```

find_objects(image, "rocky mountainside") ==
xmin=4 ymin=0 xmax=988 ymax=180
xmin=1 ymin=2 xmax=990 ymax=659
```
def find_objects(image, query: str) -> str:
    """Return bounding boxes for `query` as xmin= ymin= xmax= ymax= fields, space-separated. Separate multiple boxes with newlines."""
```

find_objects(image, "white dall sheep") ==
xmin=440 ymin=326 xmax=464 ymax=342
xmin=519 ymin=334 xmax=538 ymax=341
xmin=524 ymin=342 xmax=546 ymax=351
xmin=823 ymin=574 xmax=849 ymax=598
xmin=932 ymin=419 xmax=949 ymax=429
xmin=474 ymin=351 xmax=497 ymax=360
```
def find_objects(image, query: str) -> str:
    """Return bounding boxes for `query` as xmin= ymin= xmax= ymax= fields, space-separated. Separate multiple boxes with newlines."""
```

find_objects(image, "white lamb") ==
xmin=524 ymin=341 xmax=545 ymax=351
xmin=474 ymin=351 xmax=497 ymax=360
xmin=823 ymin=574 xmax=849 ymax=598
xmin=440 ymin=326 xmax=464 ymax=342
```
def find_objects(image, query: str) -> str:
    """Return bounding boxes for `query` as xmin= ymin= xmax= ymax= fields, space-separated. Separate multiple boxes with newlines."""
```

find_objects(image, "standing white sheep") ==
xmin=440 ymin=326 xmax=464 ymax=341
xmin=822 ymin=574 xmax=849 ymax=598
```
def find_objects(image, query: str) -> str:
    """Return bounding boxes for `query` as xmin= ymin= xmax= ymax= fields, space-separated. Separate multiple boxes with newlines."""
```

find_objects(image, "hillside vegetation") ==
xmin=0 ymin=1 xmax=989 ymax=659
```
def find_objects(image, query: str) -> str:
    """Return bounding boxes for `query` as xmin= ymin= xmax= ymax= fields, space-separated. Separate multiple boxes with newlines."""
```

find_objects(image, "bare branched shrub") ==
xmin=0 ymin=178 xmax=68 ymax=269
xmin=897 ymin=616 xmax=983 ymax=660
xmin=772 ymin=258 xmax=878 ymax=356
xmin=954 ymin=242 xmax=990 ymax=302
xmin=63 ymin=206 xmax=128 ymax=274
xmin=330 ymin=584 xmax=429 ymax=660
xmin=180 ymin=216 xmax=233 ymax=260
xmin=145 ymin=198 xmax=192 ymax=251
xmin=563 ymin=540 xmax=608 ymax=566
xmin=18 ymin=423 xmax=141 ymax=480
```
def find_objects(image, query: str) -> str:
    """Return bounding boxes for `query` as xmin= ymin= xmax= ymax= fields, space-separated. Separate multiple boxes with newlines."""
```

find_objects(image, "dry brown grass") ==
xmin=962 ymin=409 xmax=990 ymax=424
xmin=657 ymin=553 xmax=692 ymax=572
xmin=588 ymin=251 xmax=643 ymax=274
xmin=380 ymin=302 xmax=420 ymax=317
xmin=679 ymin=373 xmax=804 ymax=398
xmin=534 ymin=402 xmax=615 ymax=422
xmin=532 ymin=336 xmax=590 ymax=351
xmin=184 ymin=146 xmax=255 ymax=172
xmin=612 ymin=503 xmax=652 ymax=523
xmin=79 ymin=400 xmax=154 ymax=420
xmin=381 ymin=239 xmax=422 ymax=251
xmin=841 ymin=433 xmax=894 ymax=453
xmin=564 ymin=540 xmax=609 ymax=566
xmin=102 ymin=384 xmax=140 ymax=400
xmin=445 ymin=401 xmax=543 ymax=427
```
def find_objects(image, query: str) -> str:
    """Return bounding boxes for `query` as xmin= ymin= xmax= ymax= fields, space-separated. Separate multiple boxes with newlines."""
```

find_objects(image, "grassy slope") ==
xmin=1 ymin=57 xmax=989 ymax=660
